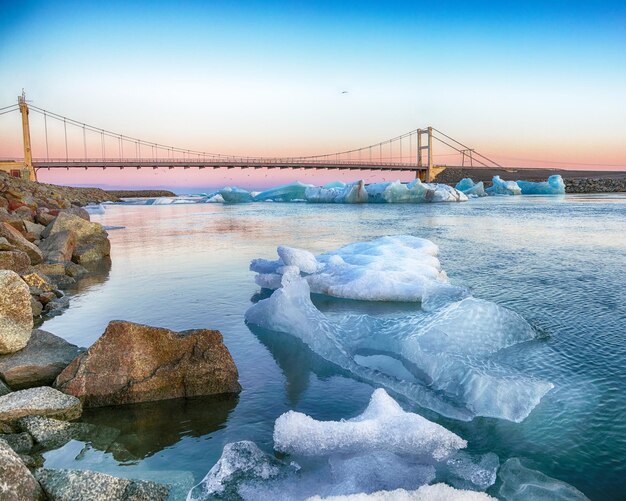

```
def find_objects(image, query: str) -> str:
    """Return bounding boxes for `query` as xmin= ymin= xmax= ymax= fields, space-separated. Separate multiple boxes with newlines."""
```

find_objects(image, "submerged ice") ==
xmin=246 ymin=236 xmax=553 ymax=422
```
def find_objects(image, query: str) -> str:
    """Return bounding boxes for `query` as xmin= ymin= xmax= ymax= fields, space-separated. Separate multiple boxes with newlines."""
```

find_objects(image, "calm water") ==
xmin=41 ymin=195 xmax=626 ymax=499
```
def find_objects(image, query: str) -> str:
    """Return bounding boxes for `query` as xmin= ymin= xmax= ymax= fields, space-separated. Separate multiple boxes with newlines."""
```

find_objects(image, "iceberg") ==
xmin=455 ymin=178 xmax=486 ymax=198
xmin=516 ymin=175 xmax=566 ymax=195
xmin=247 ymin=237 xmax=553 ymax=422
xmin=274 ymin=389 xmax=467 ymax=461
xmin=254 ymin=181 xmax=314 ymax=202
xmin=219 ymin=186 xmax=254 ymax=203
xmin=498 ymin=458 xmax=589 ymax=500
xmin=485 ymin=176 xmax=522 ymax=196
xmin=305 ymin=180 xmax=369 ymax=204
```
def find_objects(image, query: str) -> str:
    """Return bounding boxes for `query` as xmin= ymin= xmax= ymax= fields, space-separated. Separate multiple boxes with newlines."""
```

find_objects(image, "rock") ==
xmin=17 ymin=415 xmax=119 ymax=451
xmin=0 ymin=439 xmax=45 ymax=500
xmin=0 ymin=378 xmax=11 ymax=396
xmin=0 ymin=250 xmax=30 ymax=273
xmin=64 ymin=261 xmax=88 ymax=278
xmin=36 ymin=292 xmax=57 ymax=305
xmin=23 ymin=221 xmax=45 ymax=240
xmin=42 ymin=213 xmax=110 ymax=264
xmin=0 ymin=386 xmax=82 ymax=423
xmin=44 ymin=296 xmax=70 ymax=316
xmin=31 ymin=263 xmax=66 ymax=277
xmin=38 ymin=230 xmax=76 ymax=263
xmin=0 ymin=329 xmax=82 ymax=390
xmin=35 ymin=468 xmax=169 ymax=501
xmin=30 ymin=298 xmax=43 ymax=317
xmin=47 ymin=274 xmax=76 ymax=290
xmin=21 ymin=272 xmax=57 ymax=293
xmin=35 ymin=211 xmax=55 ymax=226
xmin=0 ymin=222 xmax=43 ymax=265
xmin=61 ymin=206 xmax=91 ymax=221
xmin=19 ymin=453 xmax=44 ymax=469
xmin=2 ymin=432 xmax=34 ymax=455
xmin=0 ymin=236 xmax=17 ymax=251
xmin=55 ymin=321 xmax=241 ymax=407
xmin=0 ymin=270 xmax=33 ymax=354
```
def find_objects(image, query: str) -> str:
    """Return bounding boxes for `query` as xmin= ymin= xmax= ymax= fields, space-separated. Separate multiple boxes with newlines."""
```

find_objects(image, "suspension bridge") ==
xmin=0 ymin=93 xmax=501 ymax=182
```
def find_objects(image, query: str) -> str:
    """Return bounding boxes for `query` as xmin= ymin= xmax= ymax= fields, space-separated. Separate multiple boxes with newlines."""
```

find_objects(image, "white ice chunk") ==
xmin=274 ymin=388 xmax=467 ymax=461
xmin=277 ymin=246 xmax=321 ymax=274
xmin=83 ymin=203 xmax=106 ymax=214
xmin=517 ymin=175 xmax=566 ymax=195
xmin=307 ymin=483 xmax=497 ymax=500
xmin=485 ymin=176 xmax=522 ymax=196
xmin=442 ymin=452 xmax=499 ymax=491
xmin=306 ymin=180 xmax=369 ymax=204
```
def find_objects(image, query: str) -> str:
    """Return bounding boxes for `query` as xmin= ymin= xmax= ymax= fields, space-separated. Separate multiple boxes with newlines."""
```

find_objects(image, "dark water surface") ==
xmin=41 ymin=195 xmax=626 ymax=499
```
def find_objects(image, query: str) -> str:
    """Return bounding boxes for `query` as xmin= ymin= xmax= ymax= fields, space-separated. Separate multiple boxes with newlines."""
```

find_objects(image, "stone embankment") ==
xmin=106 ymin=189 xmax=176 ymax=198
xmin=564 ymin=178 xmax=626 ymax=193
xmin=0 ymin=173 xmax=240 ymax=500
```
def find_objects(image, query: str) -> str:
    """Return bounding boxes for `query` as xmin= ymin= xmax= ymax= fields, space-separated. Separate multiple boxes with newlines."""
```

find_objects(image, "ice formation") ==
xmin=307 ymin=484 xmax=496 ymax=501
xmin=455 ymin=179 xmax=486 ymax=198
xmin=498 ymin=458 xmax=589 ymax=500
xmin=246 ymin=237 xmax=553 ymax=422
xmin=219 ymin=186 xmax=254 ymax=203
xmin=485 ymin=176 xmax=522 ymax=196
xmin=516 ymin=175 xmax=566 ymax=195
xmin=188 ymin=390 xmax=499 ymax=501
xmin=83 ymin=203 xmax=106 ymax=214
xmin=254 ymin=181 xmax=313 ymax=202
xmin=305 ymin=180 xmax=369 ymax=203
xmin=274 ymin=389 xmax=467 ymax=461
xmin=251 ymin=235 xmax=465 ymax=303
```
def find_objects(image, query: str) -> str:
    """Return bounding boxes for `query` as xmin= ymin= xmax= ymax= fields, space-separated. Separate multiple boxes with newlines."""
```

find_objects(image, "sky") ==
xmin=1 ymin=0 xmax=625 ymax=191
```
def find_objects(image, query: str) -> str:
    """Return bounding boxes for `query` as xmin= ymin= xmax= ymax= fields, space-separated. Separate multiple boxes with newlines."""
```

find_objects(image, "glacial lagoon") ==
xmin=40 ymin=193 xmax=626 ymax=499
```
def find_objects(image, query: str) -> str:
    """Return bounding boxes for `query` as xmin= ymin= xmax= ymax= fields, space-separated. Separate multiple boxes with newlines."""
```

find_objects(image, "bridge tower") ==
xmin=18 ymin=91 xmax=37 ymax=181
xmin=416 ymin=127 xmax=433 ymax=182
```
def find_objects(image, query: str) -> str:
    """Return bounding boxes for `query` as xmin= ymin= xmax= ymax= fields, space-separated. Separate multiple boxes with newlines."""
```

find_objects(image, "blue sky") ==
xmin=1 ymin=0 xmax=625 ymax=188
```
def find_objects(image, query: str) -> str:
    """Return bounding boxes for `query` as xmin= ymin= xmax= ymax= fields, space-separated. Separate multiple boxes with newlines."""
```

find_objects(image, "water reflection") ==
xmin=80 ymin=394 xmax=238 ymax=461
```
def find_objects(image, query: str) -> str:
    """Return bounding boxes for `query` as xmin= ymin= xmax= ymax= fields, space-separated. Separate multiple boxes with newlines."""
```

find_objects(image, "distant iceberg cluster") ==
xmin=247 ymin=236 xmax=553 ymax=423
xmin=188 ymin=389 xmax=587 ymax=500
xmin=456 ymin=175 xmax=565 ymax=197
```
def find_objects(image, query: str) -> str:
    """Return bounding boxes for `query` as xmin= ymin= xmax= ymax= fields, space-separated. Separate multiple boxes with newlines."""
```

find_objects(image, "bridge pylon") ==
xmin=18 ymin=91 xmax=37 ymax=182
xmin=416 ymin=127 xmax=433 ymax=181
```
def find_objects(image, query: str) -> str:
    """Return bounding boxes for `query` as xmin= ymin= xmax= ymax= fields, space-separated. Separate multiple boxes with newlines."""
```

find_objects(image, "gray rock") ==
xmin=38 ymin=230 xmax=76 ymax=263
xmin=0 ymin=386 xmax=82 ymax=424
xmin=0 ymin=270 xmax=33 ymax=354
xmin=35 ymin=468 xmax=170 ymax=501
xmin=0 ymin=250 xmax=30 ymax=273
xmin=42 ymin=212 xmax=110 ymax=264
xmin=61 ymin=206 xmax=91 ymax=221
xmin=0 ymin=236 xmax=17 ymax=251
xmin=0 ymin=378 xmax=11 ymax=396
xmin=44 ymin=296 xmax=71 ymax=316
xmin=0 ymin=222 xmax=43 ymax=265
xmin=2 ymin=432 xmax=34 ymax=454
xmin=18 ymin=415 xmax=120 ymax=451
xmin=0 ymin=329 xmax=82 ymax=389
xmin=30 ymin=298 xmax=43 ymax=317
xmin=64 ymin=262 xmax=88 ymax=278
xmin=23 ymin=221 xmax=45 ymax=240
xmin=0 ymin=439 xmax=45 ymax=500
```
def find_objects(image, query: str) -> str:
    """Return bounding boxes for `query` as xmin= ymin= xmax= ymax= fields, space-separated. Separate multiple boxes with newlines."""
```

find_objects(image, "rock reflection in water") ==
xmin=80 ymin=394 xmax=238 ymax=461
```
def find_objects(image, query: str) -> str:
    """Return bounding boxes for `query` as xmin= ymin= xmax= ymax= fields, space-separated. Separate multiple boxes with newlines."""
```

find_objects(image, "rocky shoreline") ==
xmin=0 ymin=173 xmax=241 ymax=500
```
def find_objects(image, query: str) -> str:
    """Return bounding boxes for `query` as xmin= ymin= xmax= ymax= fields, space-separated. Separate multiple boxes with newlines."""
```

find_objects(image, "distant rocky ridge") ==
xmin=106 ymin=189 xmax=177 ymax=198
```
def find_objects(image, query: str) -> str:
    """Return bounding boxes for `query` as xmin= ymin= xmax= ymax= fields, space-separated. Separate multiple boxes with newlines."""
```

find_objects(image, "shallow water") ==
xmin=41 ymin=194 xmax=626 ymax=499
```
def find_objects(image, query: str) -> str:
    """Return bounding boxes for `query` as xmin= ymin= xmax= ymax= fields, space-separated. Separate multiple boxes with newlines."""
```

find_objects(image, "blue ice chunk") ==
xmin=455 ymin=178 xmax=487 ymax=198
xmin=219 ymin=186 xmax=254 ymax=203
xmin=485 ymin=176 xmax=522 ymax=196
xmin=254 ymin=181 xmax=314 ymax=202
xmin=517 ymin=175 xmax=566 ymax=195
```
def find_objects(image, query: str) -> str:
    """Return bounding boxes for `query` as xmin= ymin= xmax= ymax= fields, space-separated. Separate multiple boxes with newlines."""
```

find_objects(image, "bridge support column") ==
xmin=18 ymin=91 xmax=37 ymax=182
xmin=427 ymin=126 xmax=433 ymax=182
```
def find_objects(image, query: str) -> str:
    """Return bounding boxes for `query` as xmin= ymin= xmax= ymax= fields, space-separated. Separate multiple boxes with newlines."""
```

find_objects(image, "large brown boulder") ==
xmin=38 ymin=230 xmax=76 ymax=263
xmin=0 ymin=270 xmax=33 ymax=354
xmin=0 ymin=439 xmax=45 ymax=500
xmin=0 ymin=250 xmax=30 ymax=273
xmin=54 ymin=321 xmax=241 ymax=407
xmin=0 ymin=222 xmax=43 ymax=264
xmin=0 ymin=330 xmax=82 ymax=390
xmin=41 ymin=212 xmax=110 ymax=264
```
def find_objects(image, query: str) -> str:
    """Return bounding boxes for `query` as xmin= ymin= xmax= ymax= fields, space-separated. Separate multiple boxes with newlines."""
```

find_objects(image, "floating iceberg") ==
xmin=498 ymin=458 xmax=589 ymax=500
xmin=247 ymin=237 xmax=553 ymax=422
xmin=274 ymin=389 xmax=467 ymax=461
xmin=189 ymin=390 xmax=499 ymax=501
xmin=251 ymin=235 xmax=465 ymax=303
xmin=305 ymin=180 xmax=369 ymax=204
xmin=455 ymin=178 xmax=486 ymax=198
xmin=219 ymin=186 xmax=254 ymax=204
xmin=517 ymin=175 xmax=566 ymax=195
xmin=485 ymin=176 xmax=522 ymax=196
xmin=254 ymin=181 xmax=313 ymax=202
xmin=83 ymin=203 xmax=106 ymax=214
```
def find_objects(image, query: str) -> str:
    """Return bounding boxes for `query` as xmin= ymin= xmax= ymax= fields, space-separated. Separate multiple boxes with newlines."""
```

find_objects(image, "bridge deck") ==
xmin=33 ymin=159 xmax=425 ymax=172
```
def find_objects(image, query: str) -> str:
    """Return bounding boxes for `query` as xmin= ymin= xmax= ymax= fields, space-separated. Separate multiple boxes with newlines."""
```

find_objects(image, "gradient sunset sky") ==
xmin=1 ymin=0 xmax=625 ymax=191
